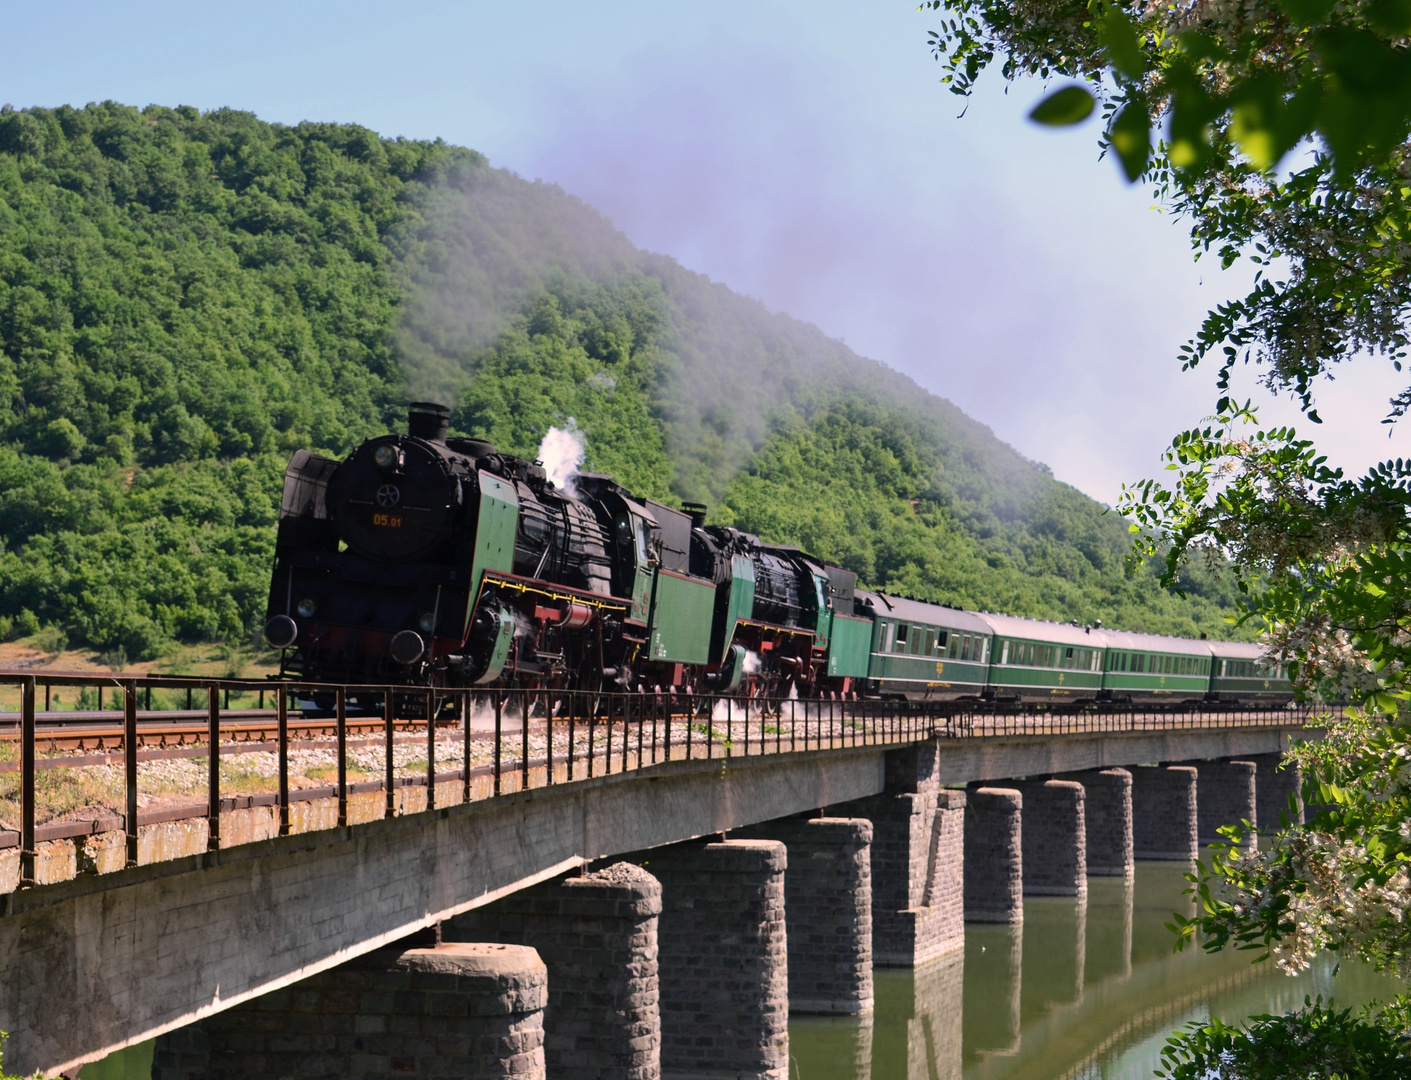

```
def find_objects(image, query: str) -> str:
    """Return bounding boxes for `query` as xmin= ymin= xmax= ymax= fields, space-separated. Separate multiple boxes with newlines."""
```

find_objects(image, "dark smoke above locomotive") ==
xmin=265 ymin=403 xmax=847 ymax=693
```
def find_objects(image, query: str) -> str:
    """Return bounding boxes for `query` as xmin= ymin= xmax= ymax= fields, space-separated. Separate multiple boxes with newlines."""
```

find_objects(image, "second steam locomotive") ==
xmin=264 ymin=403 xmax=1292 ymax=705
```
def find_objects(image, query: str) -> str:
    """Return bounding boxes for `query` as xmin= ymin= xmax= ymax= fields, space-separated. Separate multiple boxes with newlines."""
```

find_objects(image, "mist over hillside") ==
xmin=0 ymin=102 xmax=1242 ymax=656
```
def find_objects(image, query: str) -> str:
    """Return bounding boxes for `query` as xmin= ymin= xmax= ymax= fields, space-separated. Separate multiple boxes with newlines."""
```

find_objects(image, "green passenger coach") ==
xmin=975 ymin=612 xmax=1105 ymax=702
xmin=858 ymin=591 xmax=993 ymax=700
xmin=1208 ymin=640 xmax=1295 ymax=704
xmin=1097 ymin=629 xmax=1212 ymax=703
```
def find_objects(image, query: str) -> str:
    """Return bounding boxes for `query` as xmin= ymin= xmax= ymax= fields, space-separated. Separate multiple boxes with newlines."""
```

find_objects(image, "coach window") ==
xmin=935 ymin=630 xmax=947 ymax=655
xmin=923 ymin=628 xmax=936 ymax=655
xmin=911 ymin=629 xmax=924 ymax=655
xmin=895 ymin=624 xmax=909 ymax=653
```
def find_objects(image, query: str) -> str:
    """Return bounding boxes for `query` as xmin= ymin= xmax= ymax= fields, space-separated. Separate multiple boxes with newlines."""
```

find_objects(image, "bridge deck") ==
xmin=0 ymin=670 xmax=1325 ymax=1075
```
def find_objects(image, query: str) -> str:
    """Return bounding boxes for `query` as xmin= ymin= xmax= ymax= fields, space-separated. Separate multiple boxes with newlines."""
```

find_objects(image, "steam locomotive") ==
xmin=264 ymin=404 xmax=1293 ymax=705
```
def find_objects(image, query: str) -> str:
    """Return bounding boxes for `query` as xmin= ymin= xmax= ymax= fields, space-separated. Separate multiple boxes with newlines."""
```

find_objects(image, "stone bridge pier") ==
xmin=836 ymin=742 xmax=966 ymax=968
xmin=961 ymin=752 xmax=1302 ymax=926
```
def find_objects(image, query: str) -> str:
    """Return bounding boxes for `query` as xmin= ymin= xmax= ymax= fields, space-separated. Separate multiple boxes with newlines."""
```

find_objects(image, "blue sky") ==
xmin=5 ymin=0 xmax=1405 ymax=502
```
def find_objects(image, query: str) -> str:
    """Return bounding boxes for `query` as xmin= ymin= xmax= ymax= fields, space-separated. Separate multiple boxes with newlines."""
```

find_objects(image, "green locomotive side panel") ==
xmin=826 ymin=613 xmax=872 ymax=678
xmin=467 ymin=471 xmax=518 ymax=628
xmin=719 ymin=555 xmax=756 ymax=655
xmin=648 ymin=571 xmax=715 ymax=664
xmin=631 ymin=565 xmax=653 ymax=624
xmin=812 ymin=574 xmax=831 ymax=650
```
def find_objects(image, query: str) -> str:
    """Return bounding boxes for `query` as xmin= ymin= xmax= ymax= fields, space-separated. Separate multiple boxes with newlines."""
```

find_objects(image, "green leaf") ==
xmin=1367 ymin=0 xmax=1411 ymax=37
xmin=1109 ymin=100 xmax=1151 ymax=181
xmin=1029 ymin=85 xmax=1097 ymax=126
xmin=1277 ymin=0 xmax=1336 ymax=26
xmin=1099 ymin=6 xmax=1146 ymax=79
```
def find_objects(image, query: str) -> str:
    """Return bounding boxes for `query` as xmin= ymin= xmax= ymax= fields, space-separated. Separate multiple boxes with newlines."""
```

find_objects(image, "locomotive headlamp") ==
xmin=373 ymin=444 xmax=400 ymax=470
xmin=418 ymin=611 xmax=437 ymax=634
xmin=296 ymin=598 xmax=317 ymax=619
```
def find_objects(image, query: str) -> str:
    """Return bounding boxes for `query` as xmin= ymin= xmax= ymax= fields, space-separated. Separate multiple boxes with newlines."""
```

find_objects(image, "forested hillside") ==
xmin=0 ymin=102 xmax=1242 ymax=659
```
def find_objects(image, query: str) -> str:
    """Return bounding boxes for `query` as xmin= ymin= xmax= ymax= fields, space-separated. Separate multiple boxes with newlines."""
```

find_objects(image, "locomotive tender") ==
xmin=264 ymin=404 xmax=1293 ymax=705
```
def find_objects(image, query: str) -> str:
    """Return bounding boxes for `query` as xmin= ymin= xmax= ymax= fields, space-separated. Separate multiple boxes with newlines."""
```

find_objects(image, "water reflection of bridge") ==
xmin=790 ymin=864 xmax=1399 ymax=1080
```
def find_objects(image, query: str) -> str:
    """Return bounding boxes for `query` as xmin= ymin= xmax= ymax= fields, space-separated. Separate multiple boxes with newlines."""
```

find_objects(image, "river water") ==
xmin=82 ymin=863 xmax=1403 ymax=1080
xmin=790 ymin=863 xmax=1406 ymax=1080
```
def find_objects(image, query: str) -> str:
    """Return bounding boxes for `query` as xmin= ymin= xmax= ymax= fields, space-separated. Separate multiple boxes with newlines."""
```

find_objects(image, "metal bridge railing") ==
xmin=0 ymin=672 xmax=1326 ymax=891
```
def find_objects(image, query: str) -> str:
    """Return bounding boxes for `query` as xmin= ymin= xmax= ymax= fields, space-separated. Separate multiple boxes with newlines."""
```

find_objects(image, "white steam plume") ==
xmin=538 ymin=419 xmax=587 ymax=498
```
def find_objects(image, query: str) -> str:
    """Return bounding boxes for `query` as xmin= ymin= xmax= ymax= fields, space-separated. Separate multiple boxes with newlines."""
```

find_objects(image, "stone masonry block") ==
xmin=738 ymin=816 xmax=874 ymax=1016
xmin=635 ymin=839 xmax=789 ymax=1080
xmin=834 ymin=753 xmax=965 ymax=967
xmin=964 ymin=787 xmax=1023 ymax=923
xmin=1056 ymin=768 xmax=1134 ymax=877
xmin=150 ymin=943 xmax=547 ymax=1080
xmin=1178 ymin=759 xmax=1257 ymax=849
xmin=1018 ymin=780 xmax=1086 ymax=898
xmin=1245 ymin=751 xmax=1304 ymax=833
xmin=1131 ymin=765 xmax=1198 ymax=861
xmin=445 ymin=862 xmax=662 ymax=1080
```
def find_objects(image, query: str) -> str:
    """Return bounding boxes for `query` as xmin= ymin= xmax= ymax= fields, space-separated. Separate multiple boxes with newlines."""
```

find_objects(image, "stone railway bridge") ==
xmin=0 ymin=676 xmax=1316 ymax=1079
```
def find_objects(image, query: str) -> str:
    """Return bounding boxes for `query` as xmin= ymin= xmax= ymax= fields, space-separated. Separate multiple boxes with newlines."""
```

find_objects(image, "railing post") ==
xmin=426 ymin=689 xmax=436 ymax=810
xmin=546 ymin=698 xmax=555 ymax=786
xmin=621 ymin=692 xmax=631 ymax=773
xmin=567 ymin=694 xmax=576 ymax=782
xmin=461 ymin=691 xmax=471 ymax=806
xmin=722 ymin=694 xmax=733 ymax=762
xmin=385 ymin=688 xmax=396 ymax=819
xmin=337 ymin=687 xmax=348 ymax=827
xmin=520 ymin=689 xmax=530 ymax=791
xmin=493 ymin=690 xmax=503 ymax=796
xmin=605 ymin=694 xmax=615 ymax=774
xmin=19 ymin=676 xmax=35 ymax=887
xmin=636 ymin=694 xmax=644 ymax=767
xmin=587 ymin=698 xmax=596 ymax=779
xmin=125 ymin=681 xmax=139 ymax=867
xmin=277 ymin=686 xmax=290 ymax=836
xmin=663 ymin=694 xmax=671 ymax=762
xmin=207 ymin=682 xmax=221 ymax=851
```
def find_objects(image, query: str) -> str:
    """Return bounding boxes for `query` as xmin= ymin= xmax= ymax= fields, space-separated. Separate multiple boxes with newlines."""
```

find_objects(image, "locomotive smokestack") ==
xmin=683 ymin=502 xmax=708 ymax=529
xmin=408 ymin=402 xmax=450 ymax=442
